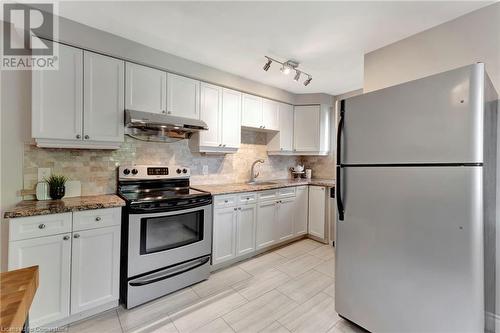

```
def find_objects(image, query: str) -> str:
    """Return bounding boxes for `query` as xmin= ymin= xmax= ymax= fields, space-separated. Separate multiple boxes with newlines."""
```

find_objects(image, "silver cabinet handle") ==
xmin=95 ymin=216 xmax=101 ymax=221
xmin=234 ymin=208 xmax=237 ymax=211
xmin=223 ymin=144 xmax=226 ymax=147
xmin=219 ymin=144 xmax=222 ymax=147
xmin=38 ymin=223 xmax=46 ymax=229
xmin=167 ymin=111 xmax=172 ymax=114
xmin=84 ymin=135 xmax=90 ymax=140
xmin=74 ymin=234 xmax=80 ymax=239
xmin=63 ymin=235 xmax=70 ymax=240
xmin=238 ymin=207 xmax=241 ymax=210
xmin=162 ymin=110 xmax=166 ymax=114
xmin=76 ymin=134 xmax=81 ymax=139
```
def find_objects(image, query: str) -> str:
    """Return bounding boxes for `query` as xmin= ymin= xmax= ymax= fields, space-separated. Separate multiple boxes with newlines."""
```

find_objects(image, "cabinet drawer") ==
xmin=239 ymin=193 xmax=257 ymax=204
xmin=258 ymin=190 xmax=278 ymax=201
xmin=278 ymin=187 xmax=296 ymax=198
xmin=214 ymin=195 xmax=238 ymax=208
xmin=73 ymin=208 xmax=121 ymax=231
xmin=9 ymin=213 xmax=72 ymax=241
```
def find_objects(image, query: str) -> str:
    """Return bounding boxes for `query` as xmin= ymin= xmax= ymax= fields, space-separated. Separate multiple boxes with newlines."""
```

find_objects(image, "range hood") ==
xmin=125 ymin=110 xmax=208 ymax=142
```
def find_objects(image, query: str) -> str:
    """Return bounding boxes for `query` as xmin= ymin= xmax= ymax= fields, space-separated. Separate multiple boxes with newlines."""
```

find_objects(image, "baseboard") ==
xmin=486 ymin=311 xmax=500 ymax=333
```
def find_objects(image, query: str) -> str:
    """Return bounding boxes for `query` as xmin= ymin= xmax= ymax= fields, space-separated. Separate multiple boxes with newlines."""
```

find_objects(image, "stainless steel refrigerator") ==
xmin=335 ymin=63 xmax=498 ymax=332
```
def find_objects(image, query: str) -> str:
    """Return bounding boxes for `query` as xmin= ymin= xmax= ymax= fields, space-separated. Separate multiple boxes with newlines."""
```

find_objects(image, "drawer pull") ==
xmin=95 ymin=216 xmax=102 ymax=222
xmin=63 ymin=235 xmax=70 ymax=240
xmin=246 ymin=197 xmax=250 ymax=200
xmin=38 ymin=223 xmax=46 ymax=229
xmin=74 ymin=234 xmax=80 ymax=239
xmin=224 ymin=200 xmax=228 ymax=203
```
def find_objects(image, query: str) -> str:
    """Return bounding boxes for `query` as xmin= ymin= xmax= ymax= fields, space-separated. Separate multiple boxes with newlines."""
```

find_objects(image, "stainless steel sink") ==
xmin=246 ymin=181 xmax=277 ymax=186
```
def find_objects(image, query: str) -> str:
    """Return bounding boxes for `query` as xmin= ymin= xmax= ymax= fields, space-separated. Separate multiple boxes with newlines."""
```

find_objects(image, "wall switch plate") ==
xmin=38 ymin=168 xmax=51 ymax=181
xmin=202 ymin=165 xmax=208 ymax=175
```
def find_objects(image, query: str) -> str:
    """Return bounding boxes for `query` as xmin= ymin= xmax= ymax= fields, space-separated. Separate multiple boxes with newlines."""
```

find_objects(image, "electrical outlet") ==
xmin=38 ymin=168 xmax=51 ymax=181
xmin=202 ymin=165 xmax=208 ymax=176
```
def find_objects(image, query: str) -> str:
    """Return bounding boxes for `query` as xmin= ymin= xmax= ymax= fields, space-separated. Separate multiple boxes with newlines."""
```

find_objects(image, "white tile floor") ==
xmin=68 ymin=239 xmax=367 ymax=333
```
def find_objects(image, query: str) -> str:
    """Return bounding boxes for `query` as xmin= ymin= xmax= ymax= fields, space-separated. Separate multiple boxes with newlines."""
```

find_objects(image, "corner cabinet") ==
xmin=32 ymin=43 xmax=124 ymax=149
xmin=192 ymin=85 xmax=241 ymax=153
xmin=293 ymin=105 xmax=330 ymax=155
xmin=8 ymin=208 xmax=121 ymax=328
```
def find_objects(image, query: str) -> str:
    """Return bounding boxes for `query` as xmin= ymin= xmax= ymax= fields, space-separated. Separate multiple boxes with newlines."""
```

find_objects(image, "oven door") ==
xmin=127 ymin=203 xmax=212 ymax=277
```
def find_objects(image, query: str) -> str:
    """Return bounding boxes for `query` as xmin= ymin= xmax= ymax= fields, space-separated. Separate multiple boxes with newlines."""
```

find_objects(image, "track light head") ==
xmin=304 ymin=76 xmax=312 ymax=86
xmin=293 ymin=71 xmax=301 ymax=82
xmin=263 ymin=58 xmax=272 ymax=71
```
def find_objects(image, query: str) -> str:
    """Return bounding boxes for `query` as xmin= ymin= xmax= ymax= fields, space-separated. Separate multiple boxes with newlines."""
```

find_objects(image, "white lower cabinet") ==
xmin=70 ymin=226 xmax=120 ymax=314
xmin=212 ymin=207 xmax=237 ymax=265
xmin=277 ymin=198 xmax=295 ymax=242
xmin=308 ymin=186 xmax=327 ymax=240
xmin=256 ymin=200 xmax=277 ymax=250
xmin=294 ymin=186 xmax=309 ymax=235
xmin=7 ymin=208 xmax=121 ymax=328
xmin=236 ymin=205 xmax=256 ymax=256
xmin=8 ymin=233 xmax=72 ymax=328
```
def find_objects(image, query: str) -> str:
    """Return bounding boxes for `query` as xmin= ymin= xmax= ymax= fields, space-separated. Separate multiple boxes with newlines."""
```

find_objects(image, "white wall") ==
xmin=364 ymin=2 xmax=500 ymax=93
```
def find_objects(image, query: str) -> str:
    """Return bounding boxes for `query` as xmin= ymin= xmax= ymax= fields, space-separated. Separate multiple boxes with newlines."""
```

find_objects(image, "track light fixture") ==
xmin=303 ymin=75 xmax=312 ymax=86
xmin=262 ymin=56 xmax=312 ymax=86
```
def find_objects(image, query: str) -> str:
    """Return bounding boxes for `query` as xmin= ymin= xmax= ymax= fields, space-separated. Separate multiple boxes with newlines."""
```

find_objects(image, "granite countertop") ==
xmin=192 ymin=178 xmax=335 ymax=196
xmin=4 ymin=194 xmax=125 ymax=219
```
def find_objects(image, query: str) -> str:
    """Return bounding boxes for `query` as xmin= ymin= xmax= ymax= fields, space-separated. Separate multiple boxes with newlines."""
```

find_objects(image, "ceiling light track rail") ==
xmin=263 ymin=56 xmax=312 ymax=86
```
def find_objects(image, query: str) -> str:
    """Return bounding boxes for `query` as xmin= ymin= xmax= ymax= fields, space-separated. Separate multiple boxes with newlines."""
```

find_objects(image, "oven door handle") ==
xmin=129 ymin=256 xmax=210 ymax=287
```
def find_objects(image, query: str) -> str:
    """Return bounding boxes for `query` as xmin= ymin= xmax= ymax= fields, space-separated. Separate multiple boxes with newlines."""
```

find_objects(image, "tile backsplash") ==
xmin=23 ymin=130 xmax=299 ymax=196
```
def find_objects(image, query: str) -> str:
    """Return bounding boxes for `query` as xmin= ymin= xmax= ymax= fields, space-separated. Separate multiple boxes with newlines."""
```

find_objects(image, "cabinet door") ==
xmin=199 ymin=83 xmax=221 ymax=147
xmin=236 ymin=204 xmax=256 ymax=256
xmin=167 ymin=73 xmax=200 ymax=119
xmin=221 ymin=88 xmax=242 ymax=149
xmin=294 ymin=105 xmax=320 ymax=152
xmin=213 ymin=207 xmax=237 ymax=265
xmin=125 ymin=63 xmax=166 ymax=114
xmin=279 ymin=103 xmax=294 ymax=151
xmin=8 ymin=233 xmax=71 ymax=328
xmin=32 ymin=43 xmax=83 ymax=140
xmin=241 ymin=94 xmax=263 ymax=128
xmin=256 ymin=200 xmax=277 ymax=250
xmin=277 ymin=198 xmax=295 ymax=242
xmin=262 ymin=98 xmax=280 ymax=131
xmin=71 ymin=226 xmax=120 ymax=314
xmin=308 ymin=186 xmax=326 ymax=239
xmin=83 ymin=52 xmax=124 ymax=143
xmin=294 ymin=186 xmax=309 ymax=235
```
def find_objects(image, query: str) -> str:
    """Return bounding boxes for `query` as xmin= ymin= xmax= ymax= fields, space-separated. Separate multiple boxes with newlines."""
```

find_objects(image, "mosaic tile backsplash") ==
xmin=23 ymin=130 xmax=300 ymax=196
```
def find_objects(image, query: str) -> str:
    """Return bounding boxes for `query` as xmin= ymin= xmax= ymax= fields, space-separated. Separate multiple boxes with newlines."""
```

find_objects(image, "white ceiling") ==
xmin=58 ymin=1 xmax=492 ymax=95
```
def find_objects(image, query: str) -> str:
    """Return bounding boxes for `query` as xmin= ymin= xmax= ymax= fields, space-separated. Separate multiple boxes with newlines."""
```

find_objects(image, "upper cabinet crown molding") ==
xmin=167 ymin=73 xmax=201 ymax=119
xmin=125 ymin=62 xmax=167 ymax=114
xmin=32 ymin=43 xmax=124 ymax=149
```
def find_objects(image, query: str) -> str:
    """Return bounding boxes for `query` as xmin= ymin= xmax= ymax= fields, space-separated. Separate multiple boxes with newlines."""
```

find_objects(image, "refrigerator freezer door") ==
xmin=335 ymin=166 xmax=484 ymax=333
xmin=341 ymin=64 xmax=484 ymax=165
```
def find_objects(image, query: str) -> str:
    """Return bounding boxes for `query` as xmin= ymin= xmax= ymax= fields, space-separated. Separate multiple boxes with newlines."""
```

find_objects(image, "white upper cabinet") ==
xmin=199 ymin=82 xmax=221 ymax=148
xmin=267 ymin=102 xmax=294 ymax=154
xmin=32 ymin=42 xmax=83 ymax=141
xmin=294 ymin=105 xmax=330 ymax=155
xmin=33 ymin=43 xmax=123 ymax=149
xmin=241 ymin=94 xmax=263 ymax=128
xmin=83 ymin=51 xmax=124 ymax=143
xmin=125 ymin=62 xmax=166 ymax=114
xmin=195 ymin=85 xmax=241 ymax=153
xmin=262 ymin=99 xmax=279 ymax=131
xmin=221 ymin=88 xmax=241 ymax=149
xmin=167 ymin=73 xmax=200 ymax=119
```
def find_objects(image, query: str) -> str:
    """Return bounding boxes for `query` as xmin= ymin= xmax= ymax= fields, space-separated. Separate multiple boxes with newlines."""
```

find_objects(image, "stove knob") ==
xmin=131 ymin=169 xmax=138 ymax=175
xmin=123 ymin=169 xmax=130 ymax=175
xmin=176 ymin=168 xmax=182 ymax=174
xmin=182 ymin=168 xmax=188 ymax=174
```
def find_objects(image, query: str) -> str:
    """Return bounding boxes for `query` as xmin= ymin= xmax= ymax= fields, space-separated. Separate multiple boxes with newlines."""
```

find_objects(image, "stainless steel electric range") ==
xmin=117 ymin=165 xmax=212 ymax=308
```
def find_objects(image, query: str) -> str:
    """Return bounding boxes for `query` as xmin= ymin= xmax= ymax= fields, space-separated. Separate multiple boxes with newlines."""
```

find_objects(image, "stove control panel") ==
xmin=119 ymin=165 xmax=190 ymax=180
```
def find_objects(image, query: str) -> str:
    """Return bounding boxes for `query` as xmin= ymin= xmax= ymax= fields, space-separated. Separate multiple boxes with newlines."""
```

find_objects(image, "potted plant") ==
xmin=46 ymin=175 xmax=68 ymax=200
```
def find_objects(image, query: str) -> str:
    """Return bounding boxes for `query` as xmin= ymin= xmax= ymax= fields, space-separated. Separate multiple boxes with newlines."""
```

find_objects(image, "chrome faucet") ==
xmin=250 ymin=159 xmax=265 ymax=183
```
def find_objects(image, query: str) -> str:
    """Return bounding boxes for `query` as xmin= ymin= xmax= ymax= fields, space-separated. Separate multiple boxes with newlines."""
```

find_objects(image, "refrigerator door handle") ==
xmin=336 ymin=100 xmax=345 ymax=221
